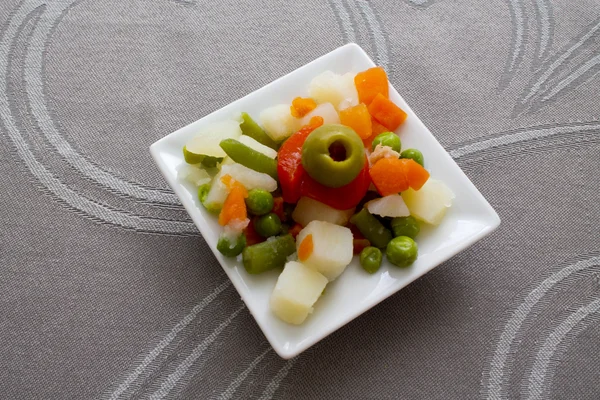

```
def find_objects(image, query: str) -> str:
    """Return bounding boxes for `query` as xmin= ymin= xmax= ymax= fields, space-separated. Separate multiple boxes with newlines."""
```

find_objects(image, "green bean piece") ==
xmin=390 ymin=216 xmax=420 ymax=239
xmin=245 ymin=189 xmax=274 ymax=216
xmin=349 ymin=208 xmax=393 ymax=248
xmin=386 ymin=236 xmax=418 ymax=268
xmin=360 ymin=246 xmax=383 ymax=274
xmin=217 ymin=233 xmax=246 ymax=257
xmin=201 ymin=155 xmax=223 ymax=168
xmin=197 ymin=183 xmax=221 ymax=214
xmin=242 ymin=234 xmax=296 ymax=274
xmin=400 ymin=148 xmax=424 ymax=167
xmin=371 ymin=132 xmax=401 ymax=153
xmin=254 ymin=213 xmax=282 ymax=238
xmin=220 ymin=139 xmax=278 ymax=179
xmin=239 ymin=112 xmax=278 ymax=150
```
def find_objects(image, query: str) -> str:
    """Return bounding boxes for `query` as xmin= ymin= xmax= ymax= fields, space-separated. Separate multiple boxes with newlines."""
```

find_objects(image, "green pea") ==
xmin=349 ymin=208 xmax=393 ymax=248
xmin=220 ymin=139 xmax=278 ymax=179
xmin=198 ymin=183 xmax=221 ymax=214
xmin=390 ymin=216 xmax=420 ymax=239
xmin=371 ymin=132 xmax=401 ymax=153
xmin=386 ymin=236 xmax=418 ymax=268
xmin=201 ymin=155 xmax=222 ymax=168
xmin=245 ymin=189 xmax=274 ymax=216
xmin=217 ymin=233 xmax=246 ymax=257
xmin=400 ymin=148 xmax=424 ymax=167
xmin=254 ymin=213 xmax=282 ymax=238
xmin=360 ymin=247 xmax=382 ymax=274
xmin=239 ymin=112 xmax=278 ymax=150
xmin=243 ymin=234 xmax=296 ymax=274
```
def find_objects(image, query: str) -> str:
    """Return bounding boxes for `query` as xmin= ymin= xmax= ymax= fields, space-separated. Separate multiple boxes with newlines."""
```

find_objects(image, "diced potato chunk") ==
xmin=292 ymin=197 xmax=354 ymax=227
xmin=204 ymin=163 xmax=277 ymax=210
xmin=300 ymin=103 xmax=340 ymax=126
xmin=221 ymin=163 xmax=277 ymax=192
xmin=270 ymin=261 xmax=328 ymax=325
xmin=260 ymin=104 xmax=300 ymax=142
xmin=366 ymin=194 xmax=410 ymax=218
xmin=401 ymin=178 xmax=455 ymax=225
xmin=177 ymin=164 xmax=211 ymax=187
xmin=204 ymin=168 xmax=229 ymax=209
xmin=308 ymin=71 xmax=359 ymax=110
xmin=238 ymin=135 xmax=278 ymax=159
xmin=185 ymin=120 xmax=242 ymax=158
xmin=296 ymin=221 xmax=353 ymax=281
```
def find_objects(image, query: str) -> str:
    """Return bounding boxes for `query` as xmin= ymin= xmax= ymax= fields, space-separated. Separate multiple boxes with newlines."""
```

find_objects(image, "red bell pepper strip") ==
xmin=277 ymin=117 xmax=323 ymax=203
xmin=300 ymin=157 xmax=371 ymax=210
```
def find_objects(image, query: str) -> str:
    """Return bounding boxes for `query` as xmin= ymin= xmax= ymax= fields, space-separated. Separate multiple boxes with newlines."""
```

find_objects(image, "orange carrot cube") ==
xmin=290 ymin=97 xmax=317 ymax=118
xmin=354 ymin=66 xmax=389 ymax=105
xmin=369 ymin=158 xmax=409 ymax=196
xmin=298 ymin=234 xmax=314 ymax=261
xmin=402 ymin=158 xmax=430 ymax=190
xmin=218 ymin=176 xmax=249 ymax=226
xmin=368 ymin=93 xmax=408 ymax=131
xmin=339 ymin=103 xmax=373 ymax=139
xmin=362 ymin=119 xmax=389 ymax=148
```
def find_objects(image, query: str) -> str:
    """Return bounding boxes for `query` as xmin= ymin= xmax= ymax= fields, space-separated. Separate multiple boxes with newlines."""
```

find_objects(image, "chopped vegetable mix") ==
xmin=179 ymin=65 xmax=454 ymax=325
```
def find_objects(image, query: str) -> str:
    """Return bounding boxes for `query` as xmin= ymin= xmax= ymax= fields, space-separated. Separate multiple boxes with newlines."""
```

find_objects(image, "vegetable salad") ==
xmin=178 ymin=66 xmax=454 ymax=325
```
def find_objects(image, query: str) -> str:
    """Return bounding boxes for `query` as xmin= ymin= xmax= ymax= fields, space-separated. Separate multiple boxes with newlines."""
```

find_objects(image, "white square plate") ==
xmin=150 ymin=43 xmax=500 ymax=359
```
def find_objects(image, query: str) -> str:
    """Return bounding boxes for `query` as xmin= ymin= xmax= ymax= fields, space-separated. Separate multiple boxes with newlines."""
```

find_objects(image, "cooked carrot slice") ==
xmin=308 ymin=116 xmax=324 ymax=128
xmin=218 ymin=176 xmax=249 ymax=226
xmin=369 ymin=158 xmax=409 ymax=196
xmin=369 ymin=158 xmax=430 ymax=195
xmin=298 ymin=234 xmax=314 ymax=261
xmin=339 ymin=103 xmax=372 ymax=139
xmin=401 ymin=158 xmax=430 ymax=190
xmin=368 ymin=93 xmax=408 ymax=131
xmin=362 ymin=118 xmax=389 ymax=148
xmin=354 ymin=66 xmax=389 ymax=105
xmin=288 ymin=223 xmax=303 ymax=239
xmin=290 ymin=97 xmax=317 ymax=118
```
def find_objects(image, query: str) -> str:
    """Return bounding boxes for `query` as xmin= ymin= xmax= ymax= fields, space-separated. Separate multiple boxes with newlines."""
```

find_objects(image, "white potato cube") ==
xmin=300 ymin=102 xmax=340 ymax=126
xmin=185 ymin=120 xmax=242 ymax=158
xmin=260 ymin=104 xmax=300 ymax=142
xmin=296 ymin=221 xmax=353 ymax=281
xmin=221 ymin=163 xmax=277 ymax=192
xmin=401 ymin=178 xmax=455 ymax=225
xmin=238 ymin=135 xmax=278 ymax=159
xmin=308 ymin=71 xmax=358 ymax=110
xmin=204 ymin=168 xmax=229 ymax=210
xmin=366 ymin=194 xmax=410 ymax=218
xmin=204 ymin=163 xmax=278 ymax=210
xmin=177 ymin=164 xmax=211 ymax=187
xmin=270 ymin=261 xmax=328 ymax=325
xmin=292 ymin=197 xmax=354 ymax=227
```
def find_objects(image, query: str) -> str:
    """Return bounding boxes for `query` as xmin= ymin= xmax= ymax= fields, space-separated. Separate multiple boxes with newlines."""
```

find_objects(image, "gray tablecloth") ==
xmin=1 ymin=0 xmax=599 ymax=399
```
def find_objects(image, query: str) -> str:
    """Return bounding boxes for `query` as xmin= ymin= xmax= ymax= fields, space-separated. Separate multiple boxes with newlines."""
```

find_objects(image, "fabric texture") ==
xmin=1 ymin=0 xmax=599 ymax=399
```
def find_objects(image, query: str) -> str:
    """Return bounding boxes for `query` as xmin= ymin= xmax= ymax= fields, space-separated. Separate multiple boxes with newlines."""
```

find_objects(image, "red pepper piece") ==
xmin=277 ymin=117 xmax=323 ymax=203
xmin=300 ymin=157 xmax=371 ymax=210
xmin=243 ymin=217 xmax=265 ymax=246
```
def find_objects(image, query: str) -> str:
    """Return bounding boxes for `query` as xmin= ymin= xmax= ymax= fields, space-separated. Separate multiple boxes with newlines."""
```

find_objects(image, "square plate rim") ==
xmin=149 ymin=42 xmax=501 ymax=359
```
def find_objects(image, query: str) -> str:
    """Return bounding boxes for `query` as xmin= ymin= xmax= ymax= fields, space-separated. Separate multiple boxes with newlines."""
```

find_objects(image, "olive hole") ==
xmin=328 ymin=141 xmax=347 ymax=162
